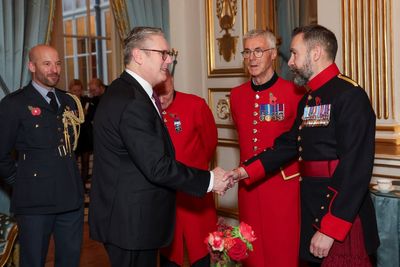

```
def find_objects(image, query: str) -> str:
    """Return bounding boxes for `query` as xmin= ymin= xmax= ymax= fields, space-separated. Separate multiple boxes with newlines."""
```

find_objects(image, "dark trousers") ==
xmin=16 ymin=206 xmax=84 ymax=267
xmin=104 ymin=243 xmax=158 ymax=267
xmin=160 ymin=254 xmax=210 ymax=267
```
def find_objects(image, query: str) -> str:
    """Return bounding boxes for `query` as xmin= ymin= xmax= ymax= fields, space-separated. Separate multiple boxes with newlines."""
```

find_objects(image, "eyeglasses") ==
xmin=240 ymin=48 xmax=275 ymax=59
xmin=140 ymin=49 xmax=174 ymax=61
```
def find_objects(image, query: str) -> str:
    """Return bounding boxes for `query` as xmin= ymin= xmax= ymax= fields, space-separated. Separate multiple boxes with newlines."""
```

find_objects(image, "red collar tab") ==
xmin=307 ymin=63 xmax=340 ymax=91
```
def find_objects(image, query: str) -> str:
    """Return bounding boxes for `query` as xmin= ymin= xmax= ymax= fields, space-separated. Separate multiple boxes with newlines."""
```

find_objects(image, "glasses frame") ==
xmin=140 ymin=49 xmax=174 ymax=61
xmin=240 ymin=47 xmax=275 ymax=59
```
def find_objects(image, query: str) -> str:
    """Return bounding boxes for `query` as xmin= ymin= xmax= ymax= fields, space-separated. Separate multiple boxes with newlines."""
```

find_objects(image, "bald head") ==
xmin=28 ymin=45 xmax=61 ymax=89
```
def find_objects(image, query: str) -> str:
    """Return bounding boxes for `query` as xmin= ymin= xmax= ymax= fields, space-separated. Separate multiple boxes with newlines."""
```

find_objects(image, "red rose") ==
xmin=31 ymin=107 xmax=41 ymax=116
xmin=207 ymin=231 xmax=224 ymax=251
xmin=239 ymin=222 xmax=256 ymax=242
xmin=227 ymin=238 xmax=248 ymax=261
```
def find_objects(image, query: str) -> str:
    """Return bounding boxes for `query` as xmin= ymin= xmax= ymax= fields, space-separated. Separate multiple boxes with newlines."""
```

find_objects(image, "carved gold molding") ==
xmin=341 ymin=0 xmax=394 ymax=120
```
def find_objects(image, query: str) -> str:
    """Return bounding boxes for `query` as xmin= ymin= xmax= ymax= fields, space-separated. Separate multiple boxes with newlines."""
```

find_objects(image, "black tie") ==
xmin=152 ymin=91 xmax=163 ymax=114
xmin=47 ymin=91 xmax=58 ymax=112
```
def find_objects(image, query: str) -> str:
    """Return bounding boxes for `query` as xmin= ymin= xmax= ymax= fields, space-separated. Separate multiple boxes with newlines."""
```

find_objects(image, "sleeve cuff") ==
xmin=320 ymin=212 xmax=352 ymax=241
xmin=207 ymin=171 xmax=214 ymax=192
xmin=242 ymin=160 xmax=265 ymax=186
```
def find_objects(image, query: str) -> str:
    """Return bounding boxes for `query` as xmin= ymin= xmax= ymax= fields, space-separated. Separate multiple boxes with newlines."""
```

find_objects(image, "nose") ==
xmin=288 ymin=54 xmax=294 ymax=67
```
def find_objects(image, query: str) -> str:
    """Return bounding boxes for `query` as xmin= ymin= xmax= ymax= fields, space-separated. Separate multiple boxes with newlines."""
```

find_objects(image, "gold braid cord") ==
xmin=63 ymin=93 xmax=85 ymax=153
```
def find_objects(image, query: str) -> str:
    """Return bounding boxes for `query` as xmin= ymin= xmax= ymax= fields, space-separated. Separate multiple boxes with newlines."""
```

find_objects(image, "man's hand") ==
xmin=212 ymin=167 xmax=232 ymax=195
xmin=309 ymin=231 xmax=335 ymax=258
xmin=225 ymin=167 xmax=248 ymax=184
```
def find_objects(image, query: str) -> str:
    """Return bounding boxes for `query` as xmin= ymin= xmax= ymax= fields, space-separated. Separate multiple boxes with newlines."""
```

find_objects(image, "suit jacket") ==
xmin=0 ymin=82 xmax=83 ymax=215
xmin=88 ymin=71 xmax=211 ymax=250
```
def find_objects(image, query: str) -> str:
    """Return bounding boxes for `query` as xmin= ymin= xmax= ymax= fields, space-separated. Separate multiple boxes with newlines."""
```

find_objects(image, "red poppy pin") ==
xmin=28 ymin=106 xmax=41 ymax=116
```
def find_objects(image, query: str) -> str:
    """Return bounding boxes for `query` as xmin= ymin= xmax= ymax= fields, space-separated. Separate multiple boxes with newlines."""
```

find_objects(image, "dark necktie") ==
xmin=47 ymin=91 xmax=58 ymax=112
xmin=152 ymin=91 xmax=163 ymax=114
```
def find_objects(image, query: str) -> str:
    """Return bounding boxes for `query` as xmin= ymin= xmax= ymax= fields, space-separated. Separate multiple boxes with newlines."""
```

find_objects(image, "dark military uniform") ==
xmin=242 ymin=64 xmax=379 ymax=264
xmin=0 ymin=82 xmax=84 ymax=267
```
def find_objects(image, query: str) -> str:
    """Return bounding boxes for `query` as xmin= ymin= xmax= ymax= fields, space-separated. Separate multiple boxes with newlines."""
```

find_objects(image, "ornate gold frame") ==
xmin=208 ymin=88 xmax=235 ymax=129
xmin=205 ymin=0 xmax=248 ymax=77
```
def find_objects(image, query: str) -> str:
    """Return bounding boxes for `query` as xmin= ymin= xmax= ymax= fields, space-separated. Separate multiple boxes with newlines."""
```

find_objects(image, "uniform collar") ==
xmin=251 ymin=72 xmax=278 ymax=92
xmin=307 ymin=63 xmax=340 ymax=91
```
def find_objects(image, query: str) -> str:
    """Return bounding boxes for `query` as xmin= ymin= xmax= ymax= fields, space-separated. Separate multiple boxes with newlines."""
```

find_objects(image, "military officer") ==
xmin=231 ymin=25 xmax=379 ymax=267
xmin=230 ymin=29 xmax=304 ymax=267
xmin=0 ymin=45 xmax=84 ymax=267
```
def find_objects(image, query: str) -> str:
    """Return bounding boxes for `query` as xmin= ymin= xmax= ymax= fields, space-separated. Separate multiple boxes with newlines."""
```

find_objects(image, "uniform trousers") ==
xmin=16 ymin=206 xmax=84 ymax=267
xmin=104 ymin=243 xmax=158 ymax=267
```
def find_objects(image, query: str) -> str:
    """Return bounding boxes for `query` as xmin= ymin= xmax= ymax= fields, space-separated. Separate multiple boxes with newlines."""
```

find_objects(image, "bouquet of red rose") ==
xmin=205 ymin=218 xmax=256 ymax=267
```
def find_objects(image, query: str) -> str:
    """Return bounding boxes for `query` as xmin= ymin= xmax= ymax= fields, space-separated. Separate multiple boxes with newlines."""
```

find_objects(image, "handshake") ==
xmin=211 ymin=167 xmax=249 ymax=195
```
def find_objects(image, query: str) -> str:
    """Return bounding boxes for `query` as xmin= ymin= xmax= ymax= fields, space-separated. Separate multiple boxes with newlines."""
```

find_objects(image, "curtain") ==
xmin=0 ymin=0 xmax=55 ymax=99
xmin=276 ymin=0 xmax=299 ymax=80
xmin=0 ymin=0 xmax=55 ymax=215
xmin=111 ymin=0 xmax=170 ymax=41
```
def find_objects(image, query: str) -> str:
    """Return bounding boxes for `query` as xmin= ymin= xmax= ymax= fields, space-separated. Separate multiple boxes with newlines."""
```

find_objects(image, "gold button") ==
xmin=308 ymin=95 xmax=313 ymax=100
xmin=164 ymin=119 xmax=167 ymax=123
xmin=253 ymin=111 xmax=258 ymax=116
xmin=299 ymin=147 xmax=303 ymax=152
xmin=253 ymin=120 xmax=258 ymax=125
xmin=254 ymin=103 xmax=259 ymax=108
xmin=35 ymin=124 xmax=39 ymax=128
xmin=56 ymin=116 xmax=60 ymax=119
xmin=299 ymin=176 xmax=303 ymax=182
xmin=253 ymin=129 xmax=258 ymax=134
xmin=255 ymin=94 xmax=260 ymax=99
xmin=162 ymin=111 xmax=167 ymax=115
xmin=320 ymin=206 xmax=325 ymax=210
xmin=298 ymin=125 xmax=302 ymax=130
xmin=297 ymin=136 xmax=301 ymax=141
xmin=298 ymin=156 xmax=303 ymax=161
xmin=253 ymin=138 xmax=258 ymax=143
xmin=33 ymin=173 xmax=37 ymax=177
xmin=315 ymin=218 xmax=319 ymax=223
xmin=60 ymin=139 xmax=64 ymax=143
xmin=326 ymin=194 xmax=330 ymax=198
xmin=253 ymin=146 xmax=258 ymax=151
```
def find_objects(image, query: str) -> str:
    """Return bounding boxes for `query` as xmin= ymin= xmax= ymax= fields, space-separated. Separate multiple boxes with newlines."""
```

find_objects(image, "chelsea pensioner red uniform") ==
xmin=230 ymin=73 xmax=304 ymax=267
xmin=242 ymin=64 xmax=380 ymax=265
xmin=160 ymin=91 xmax=218 ymax=265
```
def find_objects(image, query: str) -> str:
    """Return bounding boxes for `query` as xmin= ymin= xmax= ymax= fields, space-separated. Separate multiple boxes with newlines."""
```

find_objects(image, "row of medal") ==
xmin=301 ymin=104 xmax=331 ymax=127
xmin=259 ymin=103 xmax=285 ymax=122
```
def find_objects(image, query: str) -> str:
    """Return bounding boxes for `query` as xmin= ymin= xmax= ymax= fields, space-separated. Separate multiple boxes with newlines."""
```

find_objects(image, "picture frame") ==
xmin=208 ymin=88 xmax=235 ymax=129
xmin=205 ymin=0 xmax=248 ymax=77
xmin=212 ymin=141 xmax=240 ymax=219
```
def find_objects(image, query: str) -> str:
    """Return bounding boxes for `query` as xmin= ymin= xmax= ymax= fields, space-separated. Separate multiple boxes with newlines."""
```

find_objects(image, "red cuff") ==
xmin=320 ymin=212 xmax=352 ymax=241
xmin=242 ymin=160 xmax=266 ymax=186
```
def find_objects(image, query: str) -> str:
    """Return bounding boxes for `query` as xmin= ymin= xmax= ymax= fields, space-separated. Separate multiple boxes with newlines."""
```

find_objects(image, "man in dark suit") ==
xmin=0 ymin=45 xmax=84 ymax=267
xmin=89 ymin=27 xmax=230 ymax=267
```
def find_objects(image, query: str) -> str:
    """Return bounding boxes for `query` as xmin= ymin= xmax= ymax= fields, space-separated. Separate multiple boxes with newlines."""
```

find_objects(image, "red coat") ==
xmin=230 ymin=75 xmax=303 ymax=267
xmin=160 ymin=91 xmax=218 ymax=265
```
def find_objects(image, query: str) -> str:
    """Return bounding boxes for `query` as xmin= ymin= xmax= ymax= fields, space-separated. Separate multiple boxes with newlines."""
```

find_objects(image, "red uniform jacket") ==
xmin=160 ymin=91 xmax=218 ymax=265
xmin=230 ymin=74 xmax=304 ymax=267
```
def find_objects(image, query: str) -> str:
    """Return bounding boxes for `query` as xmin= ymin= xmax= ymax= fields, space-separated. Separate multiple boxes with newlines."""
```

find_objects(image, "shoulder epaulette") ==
xmin=337 ymin=74 xmax=359 ymax=87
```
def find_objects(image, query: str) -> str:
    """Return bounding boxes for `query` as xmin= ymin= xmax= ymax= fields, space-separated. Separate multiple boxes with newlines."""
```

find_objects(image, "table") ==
xmin=371 ymin=188 xmax=400 ymax=267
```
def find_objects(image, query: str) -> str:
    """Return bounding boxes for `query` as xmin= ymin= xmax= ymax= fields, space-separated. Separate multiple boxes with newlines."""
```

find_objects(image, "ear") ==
xmin=270 ymin=48 xmax=278 ymax=60
xmin=312 ymin=45 xmax=322 ymax=62
xmin=28 ymin=61 xmax=35 ymax=73
xmin=132 ymin=48 xmax=143 ymax=65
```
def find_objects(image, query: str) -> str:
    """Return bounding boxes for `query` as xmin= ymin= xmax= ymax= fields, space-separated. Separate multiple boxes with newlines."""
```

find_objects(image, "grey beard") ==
xmin=293 ymin=74 xmax=309 ymax=86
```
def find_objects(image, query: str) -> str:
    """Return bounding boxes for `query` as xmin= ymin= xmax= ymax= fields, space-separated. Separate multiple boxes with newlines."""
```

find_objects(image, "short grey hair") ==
xmin=123 ymin=27 xmax=164 ymax=65
xmin=243 ymin=29 xmax=277 ymax=49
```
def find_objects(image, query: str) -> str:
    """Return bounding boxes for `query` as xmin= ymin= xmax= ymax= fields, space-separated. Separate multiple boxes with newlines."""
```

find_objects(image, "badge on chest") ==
xmin=302 ymin=104 xmax=331 ymax=127
xmin=257 ymin=92 xmax=285 ymax=122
